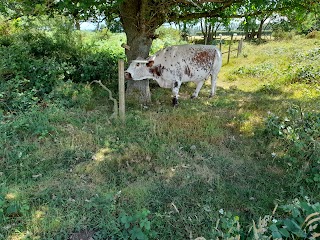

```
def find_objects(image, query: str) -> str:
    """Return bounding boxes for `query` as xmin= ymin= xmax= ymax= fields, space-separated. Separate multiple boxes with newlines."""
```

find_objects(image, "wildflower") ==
xmin=219 ymin=209 xmax=224 ymax=215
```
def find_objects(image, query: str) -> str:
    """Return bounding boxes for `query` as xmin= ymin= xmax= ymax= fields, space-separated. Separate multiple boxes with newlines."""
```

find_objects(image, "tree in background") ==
xmin=200 ymin=17 xmax=221 ymax=44
xmin=239 ymin=14 xmax=271 ymax=40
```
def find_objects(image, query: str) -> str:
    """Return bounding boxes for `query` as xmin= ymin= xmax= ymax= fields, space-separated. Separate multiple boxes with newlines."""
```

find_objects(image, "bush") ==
xmin=306 ymin=30 xmax=320 ymax=39
xmin=0 ymin=17 xmax=120 ymax=114
xmin=212 ymin=198 xmax=320 ymax=239
xmin=286 ymin=47 xmax=320 ymax=84
xmin=264 ymin=106 xmax=320 ymax=188
xmin=48 ymin=81 xmax=93 ymax=108
xmin=0 ymin=42 xmax=76 ymax=112
xmin=272 ymin=30 xmax=296 ymax=40
xmin=151 ymin=27 xmax=187 ymax=54
xmin=94 ymin=28 xmax=112 ymax=41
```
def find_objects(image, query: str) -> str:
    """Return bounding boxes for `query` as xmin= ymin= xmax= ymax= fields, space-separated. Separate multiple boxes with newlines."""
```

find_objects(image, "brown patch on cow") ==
xmin=184 ymin=65 xmax=192 ymax=77
xmin=150 ymin=64 xmax=164 ymax=77
xmin=147 ymin=60 xmax=154 ymax=67
xmin=192 ymin=51 xmax=215 ymax=67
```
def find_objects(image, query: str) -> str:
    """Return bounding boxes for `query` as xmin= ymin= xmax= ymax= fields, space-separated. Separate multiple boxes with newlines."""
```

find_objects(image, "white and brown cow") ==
xmin=124 ymin=44 xmax=222 ymax=106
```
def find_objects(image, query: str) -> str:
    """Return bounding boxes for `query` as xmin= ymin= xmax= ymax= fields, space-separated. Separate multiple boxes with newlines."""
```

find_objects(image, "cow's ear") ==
xmin=146 ymin=60 xmax=154 ymax=67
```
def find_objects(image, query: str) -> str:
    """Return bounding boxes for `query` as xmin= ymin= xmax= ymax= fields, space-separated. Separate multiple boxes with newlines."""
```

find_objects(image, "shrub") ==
xmin=48 ymin=80 xmax=93 ymax=108
xmin=0 ymin=42 xmax=76 ymax=112
xmin=306 ymin=30 xmax=320 ymax=39
xmin=0 ymin=18 xmax=120 ymax=113
xmin=287 ymin=48 xmax=320 ymax=84
xmin=272 ymin=30 xmax=296 ymax=40
xmin=264 ymin=106 xmax=320 ymax=188
xmin=232 ymin=63 xmax=275 ymax=77
xmin=94 ymin=28 xmax=112 ymax=41
xmin=212 ymin=198 xmax=320 ymax=239
xmin=151 ymin=27 xmax=187 ymax=54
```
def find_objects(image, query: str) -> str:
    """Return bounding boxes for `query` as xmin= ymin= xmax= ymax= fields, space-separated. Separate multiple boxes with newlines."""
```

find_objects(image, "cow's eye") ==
xmin=136 ymin=63 xmax=140 ymax=67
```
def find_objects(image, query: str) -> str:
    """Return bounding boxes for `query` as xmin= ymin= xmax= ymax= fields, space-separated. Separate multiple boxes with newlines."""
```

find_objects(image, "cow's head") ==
xmin=124 ymin=58 xmax=155 ymax=80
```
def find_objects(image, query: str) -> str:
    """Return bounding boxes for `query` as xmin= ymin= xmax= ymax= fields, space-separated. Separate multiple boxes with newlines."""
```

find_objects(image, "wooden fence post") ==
xmin=118 ymin=60 xmax=125 ymax=121
xmin=237 ymin=39 xmax=241 ymax=57
xmin=239 ymin=38 xmax=243 ymax=55
xmin=227 ymin=34 xmax=233 ymax=64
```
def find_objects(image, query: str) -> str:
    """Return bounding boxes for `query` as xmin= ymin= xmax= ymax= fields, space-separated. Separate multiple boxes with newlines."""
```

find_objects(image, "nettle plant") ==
xmin=265 ymin=105 xmax=320 ymax=188
xmin=118 ymin=209 xmax=157 ymax=240
xmin=212 ymin=199 xmax=320 ymax=239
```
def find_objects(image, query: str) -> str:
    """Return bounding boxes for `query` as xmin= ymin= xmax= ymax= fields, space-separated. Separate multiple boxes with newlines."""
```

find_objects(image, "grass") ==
xmin=1 ymin=36 xmax=320 ymax=239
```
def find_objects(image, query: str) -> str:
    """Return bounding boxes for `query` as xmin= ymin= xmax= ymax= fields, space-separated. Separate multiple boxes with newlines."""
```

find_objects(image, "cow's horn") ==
xmin=132 ymin=60 xmax=149 ymax=63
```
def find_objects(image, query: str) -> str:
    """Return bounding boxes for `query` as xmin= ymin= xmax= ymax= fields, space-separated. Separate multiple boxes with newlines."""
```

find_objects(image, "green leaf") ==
xmin=129 ymin=226 xmax=146 ymax=240
xmin=283 ymin=219 xmax=299 ymax=231
xmin=0 ymin=199 xmax=5 ymax=207
xmin=269 ymin=224 xmax=278 ymax=232
xmin=300 ymin=201 xmax=313 ymax=215
xmin=120 ymin=214 xmax=128 ymax=224
xmin=279 ymin=228 xmax=290 ymax=237
xmin=269 ymin=224 xmax=282 ymax=239
xmin=141 ymin=220 xmax=151 ymax=231
xmin=283 ymin=219 xmax=306 ymax=238
xmin=271 ymin=230 xmax=282 ymax=239
xmin=5 ymin=204 xmax=19 ymax=216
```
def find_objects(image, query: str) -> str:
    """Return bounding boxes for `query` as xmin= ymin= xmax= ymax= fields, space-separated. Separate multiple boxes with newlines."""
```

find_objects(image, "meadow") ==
xmin=0 ymin=20 xmax=320 ymax=239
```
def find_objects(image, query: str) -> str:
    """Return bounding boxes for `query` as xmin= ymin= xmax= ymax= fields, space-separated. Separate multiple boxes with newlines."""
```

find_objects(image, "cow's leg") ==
xmin=209 ymin=55 xmax=222 ymax=97
xmin=209 ymin=72 xmax=219 ymax=97
xmin=172 ymin=80 xmax=181 ymax=106
xmin=191 ymin=81 xmax=204 ymax=99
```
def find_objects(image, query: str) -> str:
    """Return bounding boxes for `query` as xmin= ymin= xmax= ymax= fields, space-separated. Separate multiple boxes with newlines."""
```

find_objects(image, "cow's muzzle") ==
xmin=124 ymin=72 xmax=132 ymax=80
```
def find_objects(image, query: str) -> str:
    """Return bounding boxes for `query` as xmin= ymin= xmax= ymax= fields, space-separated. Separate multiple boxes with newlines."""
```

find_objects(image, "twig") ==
xmin=91 ymin=80 xmax=118 ymax=119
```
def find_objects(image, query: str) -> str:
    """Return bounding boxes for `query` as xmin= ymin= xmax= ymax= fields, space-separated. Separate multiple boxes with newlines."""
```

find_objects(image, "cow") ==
xmin=124 ymin=44 xmax=222 ymax=106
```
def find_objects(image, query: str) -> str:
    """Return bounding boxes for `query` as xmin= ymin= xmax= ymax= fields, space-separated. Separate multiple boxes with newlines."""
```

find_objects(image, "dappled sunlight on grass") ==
xmin=92 ymin=146 xmax=112 ymax=162
xmin=5 ymin=193 xmax=16 ymax=201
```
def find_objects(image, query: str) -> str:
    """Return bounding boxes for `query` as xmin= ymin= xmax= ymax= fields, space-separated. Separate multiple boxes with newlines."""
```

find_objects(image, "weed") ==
xmin=118 ymin=209 xmax=157 ymax=239
xmin=264 ymin=105 xmax=320 ymax=188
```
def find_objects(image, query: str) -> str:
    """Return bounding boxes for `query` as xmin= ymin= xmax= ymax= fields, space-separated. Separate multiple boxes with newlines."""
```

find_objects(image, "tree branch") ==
xmin=168 ymin=0 xmax=237 ymax=22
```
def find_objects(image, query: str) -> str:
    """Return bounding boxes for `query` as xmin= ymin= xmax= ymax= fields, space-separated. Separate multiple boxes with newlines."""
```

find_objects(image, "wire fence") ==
xmin=218 ymin=34 xmax=243 ymax=64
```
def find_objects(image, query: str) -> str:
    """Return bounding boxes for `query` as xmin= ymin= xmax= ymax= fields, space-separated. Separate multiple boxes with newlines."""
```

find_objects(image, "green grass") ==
xmin=1 ymin=36 xmax=320 ymax=239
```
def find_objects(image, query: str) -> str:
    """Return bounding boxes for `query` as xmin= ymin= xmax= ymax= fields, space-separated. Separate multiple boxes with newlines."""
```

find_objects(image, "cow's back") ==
xmin=152 ymin=45 xmax=219 ymax=84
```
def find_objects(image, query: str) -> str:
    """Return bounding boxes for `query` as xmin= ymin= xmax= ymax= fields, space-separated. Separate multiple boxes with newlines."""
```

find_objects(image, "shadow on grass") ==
xmin=1 ymin=83 xmax=319 ymax=239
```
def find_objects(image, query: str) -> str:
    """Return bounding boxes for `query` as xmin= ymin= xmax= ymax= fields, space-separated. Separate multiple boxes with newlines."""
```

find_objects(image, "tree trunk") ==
xmin=125 ymin=33 xmax=153 ymax=104
xmin=257 ymin=18 xmax=267 ymax=39
xmin=207 ymin=24 xmax=213 ymax=44
xmin=73 ymin=11 xmax=81 ymax=30
xmin=200 ymin=18 xmax=208 ymax=44
xmin=74 ymin=19 xmax=80 ymax=30
xmin=120 ymin=0 xmax=159 ymax=104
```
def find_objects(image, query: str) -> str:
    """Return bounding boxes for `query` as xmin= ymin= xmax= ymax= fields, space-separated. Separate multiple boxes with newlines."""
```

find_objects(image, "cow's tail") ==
xmin=210 ymin=48 xmax=222 ymax=97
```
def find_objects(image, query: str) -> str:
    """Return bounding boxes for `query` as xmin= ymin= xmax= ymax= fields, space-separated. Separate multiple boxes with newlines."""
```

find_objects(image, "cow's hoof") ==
xmin=190 ymin=95 xmax=196 ymax=99
xmin=209 ymin=94 xmax=215 ymax=98
xmin=172 ymin=97 xmax=178 ymax=107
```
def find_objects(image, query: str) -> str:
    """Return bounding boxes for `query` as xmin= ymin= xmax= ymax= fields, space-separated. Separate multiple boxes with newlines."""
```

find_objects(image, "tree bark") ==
xmin=74 ymin=19 xmax=80 ymax=30
xmin=125 ymin=33 xmax=153 ymax=104
xmin=257 ymin=17 xmax=267 ymax=39
xmin=119 ymin=0 xmax=159 ymax=104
